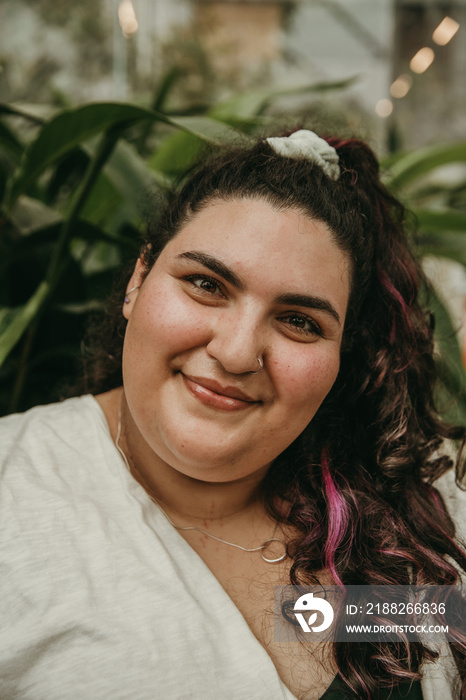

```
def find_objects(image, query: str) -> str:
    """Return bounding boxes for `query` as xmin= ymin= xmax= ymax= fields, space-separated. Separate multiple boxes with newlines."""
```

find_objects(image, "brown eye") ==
xmin=281 ymin=314 xmax=323 ymax=337
xmin=183 ymin=275 xmax=225 ymax=297
xmin=197 ymin=279 xmax=219 ymax=293
xmin=289 ymin=316 xmax=306 ymax=329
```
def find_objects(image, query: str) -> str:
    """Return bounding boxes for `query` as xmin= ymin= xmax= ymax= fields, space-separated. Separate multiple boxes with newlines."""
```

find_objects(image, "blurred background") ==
xmin=2 ymin=0 xmax=465 ymax=146
xmin=1 ymin=0 xmax=466 ymax=419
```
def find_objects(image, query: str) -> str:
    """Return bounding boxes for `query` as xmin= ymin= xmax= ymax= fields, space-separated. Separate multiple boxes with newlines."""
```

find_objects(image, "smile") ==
xmin=181 ymin=374 xmax=260 ymax=412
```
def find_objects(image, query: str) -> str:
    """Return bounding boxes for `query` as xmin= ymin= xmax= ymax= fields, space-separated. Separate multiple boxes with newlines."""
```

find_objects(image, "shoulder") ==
xmin=0 ymin=394 xmax=125 ymax=554
xmin=0 ymin=395 xmax=104 ymax=451
xmin=0 ymin=395 xmax=111 ymax=486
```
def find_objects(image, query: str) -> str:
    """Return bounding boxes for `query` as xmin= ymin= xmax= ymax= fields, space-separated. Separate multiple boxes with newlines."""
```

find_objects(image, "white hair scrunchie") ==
xmin=265 ymin=130 xmax=340 ymax=181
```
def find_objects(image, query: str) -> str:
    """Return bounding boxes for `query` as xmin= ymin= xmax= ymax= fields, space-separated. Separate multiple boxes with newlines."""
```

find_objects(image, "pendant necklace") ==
xmin=114 ymin=405 xmax=287 ymax=564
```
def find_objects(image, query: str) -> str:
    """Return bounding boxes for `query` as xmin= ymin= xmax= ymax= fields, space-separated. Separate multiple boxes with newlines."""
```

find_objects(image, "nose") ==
xmin=206 ymin=307 xmax=266 ymax=375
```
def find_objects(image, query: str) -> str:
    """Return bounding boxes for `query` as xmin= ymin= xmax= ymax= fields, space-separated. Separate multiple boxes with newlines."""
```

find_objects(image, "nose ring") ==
xmin=249 ymin=357 xmax=263 ymax=374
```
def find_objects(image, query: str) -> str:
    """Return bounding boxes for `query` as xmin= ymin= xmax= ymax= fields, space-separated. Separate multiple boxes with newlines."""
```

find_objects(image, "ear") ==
xmin=122 ymin=256 xmax=146 ymax=320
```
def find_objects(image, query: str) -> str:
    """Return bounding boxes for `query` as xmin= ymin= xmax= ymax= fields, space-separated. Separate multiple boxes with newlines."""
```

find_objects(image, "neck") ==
xmin=116 ymin=390 xmax=270 ymax=527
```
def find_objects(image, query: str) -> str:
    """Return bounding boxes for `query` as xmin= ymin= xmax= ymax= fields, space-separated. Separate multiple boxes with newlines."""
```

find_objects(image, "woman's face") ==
xmin=122 ymin=198 xmax=351 ymax=483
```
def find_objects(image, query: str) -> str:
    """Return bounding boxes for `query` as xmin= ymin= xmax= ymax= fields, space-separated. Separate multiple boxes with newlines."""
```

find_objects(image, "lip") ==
xmin=181 ymin=374 xmax=260 ymax=411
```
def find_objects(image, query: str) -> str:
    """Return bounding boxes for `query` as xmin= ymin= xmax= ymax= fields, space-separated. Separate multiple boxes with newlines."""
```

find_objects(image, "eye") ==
xmin=183 ymin=274 xmax=225 ymax=298
xmin=280 ymin=313 xmax=323 ymax=338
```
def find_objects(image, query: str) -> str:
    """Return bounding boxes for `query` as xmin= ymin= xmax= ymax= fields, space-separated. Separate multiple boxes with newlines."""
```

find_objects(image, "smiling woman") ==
xmin=1 ymin=130 xmax=466 ymax=700
xmin=120 ymin=199 xmax=349 ymax=485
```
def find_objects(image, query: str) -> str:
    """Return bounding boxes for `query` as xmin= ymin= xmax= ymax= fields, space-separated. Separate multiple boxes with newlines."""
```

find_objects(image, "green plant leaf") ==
xmin=428 ymin=284 xmax=464 ymax=369
xmin=134 ymin=67 xmax=182 ymax=154
xmin=151 ymin=79 xmax=358 ymax=175
xmin=9 ymin=219 xmax=138 ymax=252
xmin=418 ymin=281 xmax=466 ymax=423
xmin=407 ymin=180 xmax=466 ymax=201
xmin=384 ymin=142 xmax=466 ymax=191
xmin=149 ymin=131 xmax=205 ymax=176
xmin=418 ymin=233 xmax=466 ymax=266
xmin=434 ymin=356 xmax=466 ymax=425
xmin=415 ymin=209 xmax=466 ymax=234
xmin=51 ymin=300 xmax=105 ymax=315
xmin=79 ymin=137 xmax=169 ymax=223
xmin=169 ymin=115 xmax=250 ymax=145
xmin=7 ymin=103 xmax=246 ymax=206
xmin=9 ymin=195 xmax=62 ymax=234
xmin=210 ymin=77 xmax=359 ymax=119
xmin=0 ymin=281 xmax=50 ymax=367
xmin=100 ymin=138 xmax=170 ymax=208
xmin=0 ymin=119 xmax=24 ymax=161
xmin=0 ymin=102 xmax=47 ymax=125
xmin=78 ymin=173 xmax=126 ymax=227
xmin=152 ymin=67 xmax=182 ymax=114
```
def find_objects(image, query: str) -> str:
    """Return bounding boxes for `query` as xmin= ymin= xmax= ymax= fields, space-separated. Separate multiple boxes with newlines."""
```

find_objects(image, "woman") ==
xmin=1 ymin=129 xmax=465 ymax=699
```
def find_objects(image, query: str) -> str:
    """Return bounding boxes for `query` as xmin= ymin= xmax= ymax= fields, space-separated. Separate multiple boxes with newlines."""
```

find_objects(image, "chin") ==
xmin=160 ymin=434 xmax=262 ymax=483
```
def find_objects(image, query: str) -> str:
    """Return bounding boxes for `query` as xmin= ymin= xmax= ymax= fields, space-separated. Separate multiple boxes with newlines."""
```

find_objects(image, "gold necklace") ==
xmin=114 ymin=406 xmax=287 ymax=564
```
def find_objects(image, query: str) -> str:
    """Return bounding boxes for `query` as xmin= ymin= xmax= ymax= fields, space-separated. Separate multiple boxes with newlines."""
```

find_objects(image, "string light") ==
xmin=390 ymin=74 xmax=413 ymax=99
xmin=410 ymin=47 xmax=435 ymax=74
xmin=375 ymin=99 xmax=393 ymax=118
xmin=382 ymin=17 xmax=459 ymax=118
xmin=433 ymin=16 xmax=460 ymax=46
xmin=118 ymin=0 xmax=138 ymax=38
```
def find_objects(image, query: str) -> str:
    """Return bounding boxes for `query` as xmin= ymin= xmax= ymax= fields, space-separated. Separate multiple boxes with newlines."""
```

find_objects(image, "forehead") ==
xmin=168 ymin=197 xmax=348 ymax=264
xmin=159 ymin=197 xmax=351 ymax=312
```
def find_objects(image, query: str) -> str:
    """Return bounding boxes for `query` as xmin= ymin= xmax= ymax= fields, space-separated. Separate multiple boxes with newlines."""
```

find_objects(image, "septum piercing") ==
xmin=249 ymin=357 xmax=263 ymax=374
xmin=124 ymin=286 xmax=140 ymax=304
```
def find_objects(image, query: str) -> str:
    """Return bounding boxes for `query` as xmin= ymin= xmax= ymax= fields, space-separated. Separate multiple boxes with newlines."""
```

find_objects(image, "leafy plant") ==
xmin=382 ymin=144 xmax=466 ymax=423
xmin=0 ymin=77 xmax=354 ymax=415
xmin=1 ymin=81 xmax=466 ymax=423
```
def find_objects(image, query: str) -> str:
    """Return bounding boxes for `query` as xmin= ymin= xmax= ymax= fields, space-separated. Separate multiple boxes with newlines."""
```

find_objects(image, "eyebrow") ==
xmin=176 ymin=250 xmax=341 ymax=325
xmin=177 ymin=251 xmax=245 ymax=290
xmin=275 ymin=293 xmax=341 ymax=324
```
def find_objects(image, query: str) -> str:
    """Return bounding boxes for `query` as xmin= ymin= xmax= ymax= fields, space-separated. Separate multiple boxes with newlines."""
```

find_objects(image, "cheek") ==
xmin=274 ymin=348 xmax=341 ymax=413
xmin=128 ymin=287 xmax=207 ymax=356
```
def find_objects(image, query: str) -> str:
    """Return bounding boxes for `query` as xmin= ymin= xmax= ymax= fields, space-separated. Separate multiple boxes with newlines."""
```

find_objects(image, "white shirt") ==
xmin=0 ymin=396 xmax=463 ymax=699
xmin=0 ymin=396 xmax=296 ymax=700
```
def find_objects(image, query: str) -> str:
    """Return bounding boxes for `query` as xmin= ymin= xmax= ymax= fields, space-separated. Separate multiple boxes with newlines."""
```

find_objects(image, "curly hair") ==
xmin=83 ymin=133 xmax=466 ymax=697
